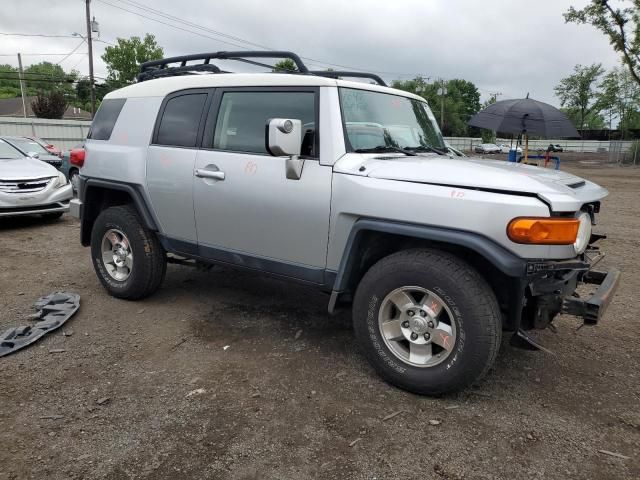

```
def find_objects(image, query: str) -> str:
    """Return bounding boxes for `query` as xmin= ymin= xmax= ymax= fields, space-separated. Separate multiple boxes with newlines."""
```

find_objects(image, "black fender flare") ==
xmin=79 ymin=177 xmax=160 ymax=245
xmin=332 ymin=218 xmax=527 ymax=293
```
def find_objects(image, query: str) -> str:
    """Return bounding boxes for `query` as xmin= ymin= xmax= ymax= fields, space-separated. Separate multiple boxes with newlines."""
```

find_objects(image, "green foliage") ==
xmin=481 ymin=129 xmax=496 ymax=143
xmin=560 ymin=107 xmax=606 ymax=129
xmin=597 ymin=67 xmax=640 ymax=137
xmin=31 ymin=91 xmax=68 ymax=119
xmin=0 ymin=64 xmax=21 ymax=98
xmin=554 ymin=63 xmax=605 ymax=130
xmin=23 ymin=62 xmax=76 ymax=96
xmin=272 ymin=59 xmax=298 ymax=72
xmin=565 ymin=1 xmax=640 ymax=86
xmin=102 ymin=34 xmax=164 ymax=86
xmin=391 ymin=77 xmax=481 ymax=136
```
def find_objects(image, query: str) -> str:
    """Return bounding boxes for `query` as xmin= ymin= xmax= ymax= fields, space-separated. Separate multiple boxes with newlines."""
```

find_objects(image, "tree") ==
xmin=272 ymin=59 xmax=297 ymax=72
xmin=391 ymin=77 xmax=482 ymax=136
xmin=554 ymin=63 xmax=605 ymax=130
xmin=597 ymin=67 xmax=640 ymax=137
xmin=561 ymin=107 xmax=606 ymax=130
xmin=23 ymin=62 xmax=76 ymax=96
xmin=102 ymin=34 xmax=164 ymax=86
xmin=480 ymin=94 xmax=498 ymax=143
xmin=0 ymin=64 xmax=21 ymax=98
xmin=565 ymin=1 xmax=640 ymax=86
xmin=31 ymin=91 xmax=68 ymax=119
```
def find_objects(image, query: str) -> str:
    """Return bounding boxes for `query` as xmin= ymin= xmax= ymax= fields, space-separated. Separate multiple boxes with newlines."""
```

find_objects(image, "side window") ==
xmin=156 ymin=93 xmax=207 ymax=148
xmin=88 ymin=98 xmax=126 ymax=140
xmin=212 ymin=91 xmax=316 ymax=157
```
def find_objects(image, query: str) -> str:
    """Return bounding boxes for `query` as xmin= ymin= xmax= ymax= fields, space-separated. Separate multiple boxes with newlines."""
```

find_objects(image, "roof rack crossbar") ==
xmin=137 ymin=51 xmax=388 ymax=86
xmin=310 ymin=70 xmax=387 ymax=86
xmin=138 ymin=63 xmax=223 ymax=82
xmin=140 ymin=50 xmax=308 ymax=74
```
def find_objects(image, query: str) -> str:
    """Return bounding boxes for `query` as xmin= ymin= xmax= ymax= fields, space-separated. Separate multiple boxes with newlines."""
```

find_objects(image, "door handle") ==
xmin=195 ymin=168 xmax=225 ymax=181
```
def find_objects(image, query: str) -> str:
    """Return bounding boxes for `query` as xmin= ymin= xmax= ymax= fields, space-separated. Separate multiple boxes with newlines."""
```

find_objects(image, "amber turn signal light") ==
xmin=507 ymin=217 xmax=580 ymax=245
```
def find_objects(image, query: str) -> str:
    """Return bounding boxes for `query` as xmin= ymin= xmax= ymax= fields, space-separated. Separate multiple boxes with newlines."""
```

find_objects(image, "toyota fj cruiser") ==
xmin=71 ymin=51 xmax=619 ymax=395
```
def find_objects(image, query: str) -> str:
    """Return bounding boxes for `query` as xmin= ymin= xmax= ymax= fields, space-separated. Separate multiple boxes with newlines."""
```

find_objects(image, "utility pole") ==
xmin=437 ymin=79 xmax=447 ymax=131
xmin=85 ymin=0 xmax=96 ymax=117
xmin=17 ymin=53 xmax=27 ymax=118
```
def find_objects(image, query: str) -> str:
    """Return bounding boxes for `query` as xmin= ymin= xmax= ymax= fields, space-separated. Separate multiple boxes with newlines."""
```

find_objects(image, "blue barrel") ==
xmin=507 ymin=149 xmax=517 ymax=162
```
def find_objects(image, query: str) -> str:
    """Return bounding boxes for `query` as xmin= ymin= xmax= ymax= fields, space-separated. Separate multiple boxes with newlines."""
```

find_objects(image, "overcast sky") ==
xmin=0 ymin=0 xmax=620 ymax=105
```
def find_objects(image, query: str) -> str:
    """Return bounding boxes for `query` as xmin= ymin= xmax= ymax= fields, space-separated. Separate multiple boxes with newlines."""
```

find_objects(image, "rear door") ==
xmin=192 ymin=87 xmax=332 ymax=282
xmin=146 ymin=89 xmax=211 ymax=243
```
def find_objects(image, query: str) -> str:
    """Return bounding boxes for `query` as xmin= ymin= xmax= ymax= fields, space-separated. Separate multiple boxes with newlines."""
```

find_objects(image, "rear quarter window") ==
xmin=88 ymin=98 xmax=126 ymax=140
xmin=155 ymin=93 xmax=208 ymax=148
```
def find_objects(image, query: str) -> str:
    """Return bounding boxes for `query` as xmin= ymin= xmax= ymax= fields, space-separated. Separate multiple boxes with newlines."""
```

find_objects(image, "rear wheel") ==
xmin=352 ymin=248 xmax=501 ymax=395
xmin=90 ymin=205 xmax=166 ymax=299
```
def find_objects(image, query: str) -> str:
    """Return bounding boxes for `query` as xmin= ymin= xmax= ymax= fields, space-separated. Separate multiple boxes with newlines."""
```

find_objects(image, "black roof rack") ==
xmin=137 ymin=50 xmax=387 ymax=86
xmin=138 ymin=51 xmax=308 ymax=82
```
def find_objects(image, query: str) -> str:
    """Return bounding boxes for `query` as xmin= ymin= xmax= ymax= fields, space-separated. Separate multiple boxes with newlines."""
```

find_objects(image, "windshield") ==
xmin=8 ymin=138 xmax=49 ymax=154
xmin=0 ymin=140 xmax=24 ymax=159
xmin=339 ymin=87 xmax=446 ymax=153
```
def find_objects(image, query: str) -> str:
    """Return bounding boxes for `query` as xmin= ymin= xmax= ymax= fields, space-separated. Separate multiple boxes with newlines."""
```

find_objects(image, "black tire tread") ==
xmin=91 ymin=204 xmax=166 ymax=300
xmin=353 ymin=248 xmax=502 ymax=394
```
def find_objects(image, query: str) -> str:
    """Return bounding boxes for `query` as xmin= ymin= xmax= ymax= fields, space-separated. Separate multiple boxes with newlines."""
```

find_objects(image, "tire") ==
xmin=352 ymin=248 xmax=501 ymax=395
xmin=90 ymin=204 xmax=166 ymax=300
xmin=42 ymin=212 xmax=63 ymax=220
xmin=69 ymin=169 xmax=79 ymax=193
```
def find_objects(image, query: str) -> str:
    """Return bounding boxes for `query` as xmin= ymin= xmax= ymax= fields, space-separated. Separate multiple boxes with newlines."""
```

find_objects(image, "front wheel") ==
xmin=90 ymin=205 xmax=166 ymax=299
xmin=352 ymin=249 xmax=501 ymax=395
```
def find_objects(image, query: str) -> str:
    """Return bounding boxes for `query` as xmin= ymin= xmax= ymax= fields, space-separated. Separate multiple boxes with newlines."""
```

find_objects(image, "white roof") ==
xmin=104 ymin=73 xmax=425 ymax=102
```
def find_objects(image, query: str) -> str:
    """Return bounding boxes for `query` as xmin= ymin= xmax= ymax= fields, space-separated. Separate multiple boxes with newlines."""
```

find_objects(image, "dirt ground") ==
xmin=1 ymin=162 xmax=638 ymax=480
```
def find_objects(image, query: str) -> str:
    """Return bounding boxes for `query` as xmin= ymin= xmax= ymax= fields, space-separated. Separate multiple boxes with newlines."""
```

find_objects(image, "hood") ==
xmin=334 ymin=153 xmax=609 ymax=211
xmin=0 ymin=157 xmax=59 ymax=181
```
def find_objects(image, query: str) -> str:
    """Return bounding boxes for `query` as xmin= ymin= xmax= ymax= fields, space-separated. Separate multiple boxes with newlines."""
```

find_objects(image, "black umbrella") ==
xmin=468 ymin=98 xmax=579 ymax=138
xmin=468 ymin=97 xmax=579 ymax=162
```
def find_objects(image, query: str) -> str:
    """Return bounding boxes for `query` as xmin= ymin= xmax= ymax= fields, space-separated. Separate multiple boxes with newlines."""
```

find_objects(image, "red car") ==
xmin=25 ymin=136 xmax=62 ymax=158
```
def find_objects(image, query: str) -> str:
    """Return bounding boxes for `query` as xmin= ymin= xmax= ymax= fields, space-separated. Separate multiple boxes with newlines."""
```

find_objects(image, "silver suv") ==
xmin=71 ymin=52 xmax=619 ymax=395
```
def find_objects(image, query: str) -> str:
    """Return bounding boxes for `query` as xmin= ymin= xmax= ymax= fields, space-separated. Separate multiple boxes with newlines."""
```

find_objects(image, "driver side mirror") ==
xmin=27 ymin=151 xmax=40 ymax=159
xmin=266 ymin=118 xmax=304 ymax=180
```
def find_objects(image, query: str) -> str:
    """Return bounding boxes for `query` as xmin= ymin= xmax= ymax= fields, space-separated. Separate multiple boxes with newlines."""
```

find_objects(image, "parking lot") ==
xmin=0 ymin=163 xmax=638 ymax=480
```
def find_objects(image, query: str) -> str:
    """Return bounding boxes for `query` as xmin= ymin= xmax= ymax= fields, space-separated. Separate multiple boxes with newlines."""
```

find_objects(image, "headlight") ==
xmin=56 ymin=172 xmax=68 ymax=187
xmin=574 ymin=212 xmax=592 ymax=254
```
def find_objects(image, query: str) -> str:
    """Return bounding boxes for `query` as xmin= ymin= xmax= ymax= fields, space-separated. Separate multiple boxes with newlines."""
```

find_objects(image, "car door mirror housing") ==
xmin=266 ymin=118 xmax=304 ymax=180
xmin=266 ymin=118 xmax=302 ymax=157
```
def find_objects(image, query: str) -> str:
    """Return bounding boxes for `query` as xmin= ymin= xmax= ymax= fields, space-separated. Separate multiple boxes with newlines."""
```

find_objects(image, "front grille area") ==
xmin=0 ymin=178 xmax=53 ymax=193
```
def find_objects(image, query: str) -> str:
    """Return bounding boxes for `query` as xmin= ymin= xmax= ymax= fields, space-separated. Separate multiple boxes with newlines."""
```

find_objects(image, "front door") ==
xmin=193 ymin=87 xmax=332 ymax=283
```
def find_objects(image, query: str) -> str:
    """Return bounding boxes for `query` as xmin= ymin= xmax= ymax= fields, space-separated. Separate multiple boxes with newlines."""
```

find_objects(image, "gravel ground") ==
xmin=0 ymin=163 xmax=638 ymax=480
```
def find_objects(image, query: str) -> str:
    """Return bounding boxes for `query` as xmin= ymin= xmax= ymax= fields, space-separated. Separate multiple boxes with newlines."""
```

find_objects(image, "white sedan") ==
xmin=497 ymin=143 xmax=523 ymax=154
xmin=0 ymin=139 xmax=72 ymax=219
xmin=474 ymin=143 xmax=502 ymax=154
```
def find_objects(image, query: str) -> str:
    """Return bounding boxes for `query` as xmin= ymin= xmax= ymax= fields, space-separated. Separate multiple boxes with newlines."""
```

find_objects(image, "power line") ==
xmin=57 ymin=40 xmax=87 ymax=65
xmin=0 ymin=32 xmax=77 ymax=38
xmin=0 ymin=53 xmax=87 ymax=57
xmin=98 ymin=0 xmax=430 ymax=77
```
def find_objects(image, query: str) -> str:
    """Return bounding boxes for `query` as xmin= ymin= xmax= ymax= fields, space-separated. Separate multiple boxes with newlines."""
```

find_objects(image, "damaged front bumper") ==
xmin=561 ymin=269 xmax=621 ymax=325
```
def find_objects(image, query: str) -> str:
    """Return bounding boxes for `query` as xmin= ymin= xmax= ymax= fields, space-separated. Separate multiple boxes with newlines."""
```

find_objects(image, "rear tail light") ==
xmin=70 ymin=149 xmax=85 ymax=167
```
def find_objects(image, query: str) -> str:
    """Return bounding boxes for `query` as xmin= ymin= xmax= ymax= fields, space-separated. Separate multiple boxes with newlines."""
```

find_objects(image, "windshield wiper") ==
xmin=405 ymin=145 xmax=447 ymax=156
xmin=354 ymin=146 xmax=417 ymax=156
